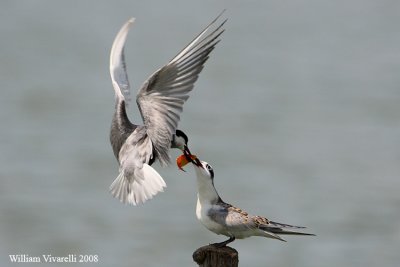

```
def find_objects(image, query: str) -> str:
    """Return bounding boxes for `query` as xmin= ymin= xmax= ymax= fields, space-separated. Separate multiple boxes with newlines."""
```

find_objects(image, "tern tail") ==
xmin=109 ymin=163 xmax=166 ymax=205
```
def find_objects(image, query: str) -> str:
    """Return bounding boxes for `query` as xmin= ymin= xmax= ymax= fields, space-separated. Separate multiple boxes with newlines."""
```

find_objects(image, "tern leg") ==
xmin=211 ymin=236 xmax=235 ymax=248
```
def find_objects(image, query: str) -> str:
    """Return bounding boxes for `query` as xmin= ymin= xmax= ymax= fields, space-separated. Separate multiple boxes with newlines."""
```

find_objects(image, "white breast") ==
xmin=196 ymin=197 xmax=225 ymax=235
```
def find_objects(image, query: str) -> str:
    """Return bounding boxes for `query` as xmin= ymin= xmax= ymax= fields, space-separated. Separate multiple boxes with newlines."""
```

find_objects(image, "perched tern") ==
xmin=177 ymin=154 xmax=315 ymax=247
xmin=109 ymin=13 xmax=226 ymax=205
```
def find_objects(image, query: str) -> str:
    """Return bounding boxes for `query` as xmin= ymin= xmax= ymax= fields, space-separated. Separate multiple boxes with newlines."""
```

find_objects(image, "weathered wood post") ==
xmin=193 ymin=245 xmax=238 ymax=267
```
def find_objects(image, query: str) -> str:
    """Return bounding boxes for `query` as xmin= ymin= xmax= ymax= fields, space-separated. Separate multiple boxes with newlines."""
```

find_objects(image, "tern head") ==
xmin=177 ymin=151 xmax=220 ymax=203
xmin=176 ymin=151 xmax=214 ymax=180
xmin=171 ymin=129 xmax=189 ymax=151
xmin=193 ymin=160 xmax=215 ymax=180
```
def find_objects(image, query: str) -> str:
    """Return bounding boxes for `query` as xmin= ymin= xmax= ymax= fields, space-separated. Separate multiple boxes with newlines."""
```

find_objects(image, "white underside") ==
xmin=110 ymin=163 xmax=166 ymax=205
xmin=196 ymin=198 xmax=226 ymax=235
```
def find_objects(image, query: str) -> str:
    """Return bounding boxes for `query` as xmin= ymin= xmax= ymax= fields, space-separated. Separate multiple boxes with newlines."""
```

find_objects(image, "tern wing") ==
xmin=256 ymin=218 xmax=315 ymax=241
xmin=136 ymin=13 xmax=226 ymax=166
xmin=110 ymin=18 xmax=135 ymax=104
xmin=209 ymin=203 xmax=256 ymax=231
xmin=261 ymin=220 xmax=315 ymax=236
xmin=109 ymin=127 xmax=166 ymax=205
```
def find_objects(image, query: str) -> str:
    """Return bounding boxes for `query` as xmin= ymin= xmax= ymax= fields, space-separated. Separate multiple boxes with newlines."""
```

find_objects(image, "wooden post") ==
xmin=193 ymin=245 xmax=238 ymax=267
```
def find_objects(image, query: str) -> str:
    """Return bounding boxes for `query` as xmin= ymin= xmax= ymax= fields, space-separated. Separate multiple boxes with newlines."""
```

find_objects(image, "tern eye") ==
xmin=205 ymin=164 xmax=214 ymax=178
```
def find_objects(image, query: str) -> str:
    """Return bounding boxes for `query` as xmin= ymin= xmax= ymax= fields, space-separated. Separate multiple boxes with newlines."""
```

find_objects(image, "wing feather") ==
xmin=208 ymin=203 xmax=256 ymax=231
xmin=110 ymin=18 xmax=135 ymax=104
xmin=137 ymin=13 xmax=226 ymax=166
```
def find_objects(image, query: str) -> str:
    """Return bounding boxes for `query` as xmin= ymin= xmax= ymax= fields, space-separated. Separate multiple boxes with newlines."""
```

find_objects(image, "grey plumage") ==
xmin=110 ymin=100 xmax=136 ymax=159
xmin=109 ymin=13 xmax=225 ymax=205
xmin=135 ymin=17 xmax=225 ymax=166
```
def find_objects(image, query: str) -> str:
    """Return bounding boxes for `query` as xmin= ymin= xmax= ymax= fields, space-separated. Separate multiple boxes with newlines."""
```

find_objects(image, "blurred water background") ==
xmin=1 ymin=1 xmax=400 ymax=266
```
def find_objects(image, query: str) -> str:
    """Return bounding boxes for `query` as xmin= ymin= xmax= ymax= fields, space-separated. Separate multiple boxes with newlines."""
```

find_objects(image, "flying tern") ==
xmin=109 ymin=13 xmax=226 ymax=205
xmin=177 ymin=153 xmax=315 ymax=247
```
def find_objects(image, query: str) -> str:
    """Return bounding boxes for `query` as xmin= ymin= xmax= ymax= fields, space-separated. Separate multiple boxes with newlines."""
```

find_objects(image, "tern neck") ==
xmin=110 ymin=99 xmax=136 ymax=159
xmin=195 ymin=170 xmax=220 ymax=205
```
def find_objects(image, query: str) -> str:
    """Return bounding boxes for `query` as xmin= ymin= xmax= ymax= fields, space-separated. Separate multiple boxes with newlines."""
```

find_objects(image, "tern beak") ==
xmin=183 ymin=144 xmax=191 ymax=156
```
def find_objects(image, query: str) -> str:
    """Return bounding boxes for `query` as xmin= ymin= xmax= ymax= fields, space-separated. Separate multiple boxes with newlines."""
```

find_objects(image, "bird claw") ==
xmin=209 ymin=237 xmax=235 ymax=248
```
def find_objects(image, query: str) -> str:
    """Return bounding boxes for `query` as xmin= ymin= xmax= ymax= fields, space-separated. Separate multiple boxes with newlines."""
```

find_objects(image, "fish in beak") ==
xmin=176 ymin=145 xmax=201 ymax=171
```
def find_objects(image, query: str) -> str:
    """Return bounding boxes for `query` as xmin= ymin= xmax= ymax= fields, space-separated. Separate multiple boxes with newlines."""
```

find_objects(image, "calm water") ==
xmin=1 ymin=1 xmax=400 ymax=267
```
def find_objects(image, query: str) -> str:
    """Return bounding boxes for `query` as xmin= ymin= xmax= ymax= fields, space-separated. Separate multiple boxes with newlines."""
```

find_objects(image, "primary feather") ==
xmin=136 ymin=17 xmax=226 ymax=166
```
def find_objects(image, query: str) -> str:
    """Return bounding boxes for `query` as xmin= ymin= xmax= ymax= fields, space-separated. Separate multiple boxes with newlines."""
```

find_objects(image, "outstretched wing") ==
xmin=136 ymin=12 xmax=226 ymax=166
xmin=110 ymin=18 xmax=135 ymax=104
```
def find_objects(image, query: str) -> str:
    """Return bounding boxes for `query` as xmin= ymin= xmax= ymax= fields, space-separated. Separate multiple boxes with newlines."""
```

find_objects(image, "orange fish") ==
xmin=176 ymin=154 xmax=197 ymax=171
